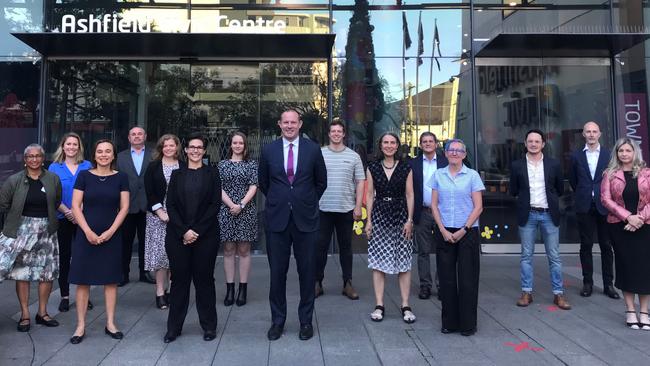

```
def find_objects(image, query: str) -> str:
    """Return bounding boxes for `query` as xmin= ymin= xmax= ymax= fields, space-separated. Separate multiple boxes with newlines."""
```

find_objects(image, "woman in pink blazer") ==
xmin=601 ymin=137 xmax=650 ymax=330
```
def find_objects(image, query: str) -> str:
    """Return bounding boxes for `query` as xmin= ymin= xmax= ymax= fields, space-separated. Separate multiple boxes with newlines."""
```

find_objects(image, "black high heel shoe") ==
xmin=156 ymin=295 xmax=169 ymax=309
xmin=625 ymin=310 xmax=639 ymax=329
xmin=236 ymin=283 xmax=247 ymax=306
xmin=224 ymin=283 xmax=235 ymax=306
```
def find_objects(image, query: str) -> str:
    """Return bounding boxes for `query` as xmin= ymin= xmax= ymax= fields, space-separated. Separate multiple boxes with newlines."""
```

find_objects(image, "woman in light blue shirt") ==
xmin=428 ymin=139 xmax=484 ymax=336
xmin=48 ymin=133 xmax=92 ymax=312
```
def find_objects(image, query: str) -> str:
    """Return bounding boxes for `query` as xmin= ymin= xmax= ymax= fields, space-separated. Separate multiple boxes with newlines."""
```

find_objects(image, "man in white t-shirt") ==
xmin=315 ymin=119 xmax=366 ymax=300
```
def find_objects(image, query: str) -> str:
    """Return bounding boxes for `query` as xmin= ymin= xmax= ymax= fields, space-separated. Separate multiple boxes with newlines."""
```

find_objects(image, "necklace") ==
xmin=98 ymin=176 xmax=108 ymax=182
xmin=382 ymin=159 xmax=396 ymax=170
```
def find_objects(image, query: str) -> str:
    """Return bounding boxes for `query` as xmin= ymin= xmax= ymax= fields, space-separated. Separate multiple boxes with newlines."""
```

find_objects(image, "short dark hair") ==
xmin=376 ymin=132 xmax=401 ymax=160
xmin=91 ymin=139 xmax=117 ymax=170
xmin=329 ymin=118 xmax=346 ymax=133
xmin=419 ymin=131 xmax=437 ymax=144
xmin=186 ymin=133 xmax=207 ymax=149
xmin=525 ymin=129 xmax=546 ymax=143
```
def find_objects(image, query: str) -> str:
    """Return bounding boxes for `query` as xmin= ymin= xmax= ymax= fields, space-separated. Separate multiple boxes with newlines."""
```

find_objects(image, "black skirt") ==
xmin=610 ymin=222 xmax=650 ymax=294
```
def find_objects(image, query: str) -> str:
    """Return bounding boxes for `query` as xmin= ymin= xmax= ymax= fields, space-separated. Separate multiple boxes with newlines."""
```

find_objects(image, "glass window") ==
xmin=1 ymin=1 xmax=43 ymax=56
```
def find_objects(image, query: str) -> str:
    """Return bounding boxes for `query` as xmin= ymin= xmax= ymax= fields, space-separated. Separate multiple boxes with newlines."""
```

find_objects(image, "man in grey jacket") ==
xmin=117 ymin=126 xmax=154 ymax=286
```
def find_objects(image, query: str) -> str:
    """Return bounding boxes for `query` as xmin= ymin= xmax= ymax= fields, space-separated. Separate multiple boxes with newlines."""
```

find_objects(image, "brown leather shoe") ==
xmin=516 ymin=292 xmax=533 ymax=307
xmin=342 ymin=280 xmax=359 ymax=300
xmin=315 ymin=282 xmax=324 ymax=298
xmin=553 ymin=294 xmax=572 ymax=310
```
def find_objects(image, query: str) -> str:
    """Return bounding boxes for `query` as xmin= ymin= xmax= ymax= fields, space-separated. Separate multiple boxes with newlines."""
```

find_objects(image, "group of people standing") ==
xmin=0 ymin=111 xmax=648 ymax=346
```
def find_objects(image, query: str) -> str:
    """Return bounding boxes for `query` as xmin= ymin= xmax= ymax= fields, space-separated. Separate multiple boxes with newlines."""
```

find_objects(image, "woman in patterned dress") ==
xmin=364 ymin=132 xmax=415 ymax=323
xmin=0 ymin=144 xmax=62 ymax=332
xmin=218 ymin=131 xmax=258 ymax=306
xmin=144 ymin=134 xmax=184 ymax=309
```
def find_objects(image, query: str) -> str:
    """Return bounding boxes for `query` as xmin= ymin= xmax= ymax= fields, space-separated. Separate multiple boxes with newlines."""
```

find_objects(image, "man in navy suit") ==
xmin=259 ymin=109 xmax=327 ymax=341
xmin=409 ymin=132 xmax=448 ymax=300
xmin=510 ymin=129 xmax=571 ymax=310
xmin=569 ymin=121 xmax=619 ymax=299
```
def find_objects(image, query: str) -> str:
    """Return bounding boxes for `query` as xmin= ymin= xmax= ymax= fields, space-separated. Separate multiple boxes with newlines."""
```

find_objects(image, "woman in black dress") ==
xmin=164 ymin=134 xmax=221 ymax=343
xmin=601 ymin=137 xmax=650 ymax=330
xmin=218 ymin=131 xmax=258 ymax=307
xmin=69 ymin=140 xmax=130 ymax=344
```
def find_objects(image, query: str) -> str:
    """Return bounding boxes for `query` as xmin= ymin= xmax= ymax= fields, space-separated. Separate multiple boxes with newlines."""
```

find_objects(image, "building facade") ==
xmin=1 ymin=0 xmax=649 ymax=252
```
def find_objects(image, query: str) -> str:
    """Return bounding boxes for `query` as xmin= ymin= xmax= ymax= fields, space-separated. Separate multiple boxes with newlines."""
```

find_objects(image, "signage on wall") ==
xmin=59 ymin=14 xmax=287 ymax=34
xmin=618 ymin=93 xmax=650 ymax=162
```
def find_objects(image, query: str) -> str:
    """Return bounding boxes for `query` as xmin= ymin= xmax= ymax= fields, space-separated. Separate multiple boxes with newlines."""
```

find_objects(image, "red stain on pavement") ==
xmin=546 ymin=305 xmax=559 ymax=312
xmin=505 ymin=341 xmax=544 ymax=352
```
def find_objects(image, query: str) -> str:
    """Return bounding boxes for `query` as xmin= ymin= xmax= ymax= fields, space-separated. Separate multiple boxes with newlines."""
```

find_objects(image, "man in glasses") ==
xmin=510 ymin=129 xmax=571 ymax=310
xmin=116 ymin=126 xmax=154 ymax=286
xmin=409 ymin=132 xmax=447 ymax=300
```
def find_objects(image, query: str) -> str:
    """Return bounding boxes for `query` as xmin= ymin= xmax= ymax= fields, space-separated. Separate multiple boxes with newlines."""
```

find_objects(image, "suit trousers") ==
xmin=57 ymin=219 xmax=77 ymax=297
xmin=266 ymin=215 xmax=318 ymax=327
xmin=122 ymin=211 xmax=146 ymax=279
xmin=577 ymin=205 xmax=614 ymax=286
xmin=415 ymin=209 xmax=440 ymax=291
xmin=436 ymin=228 xmax=480 ymax=332
xmin=165 ymin=236 xmax=219 ymax=333
xmin=315 ymin=210 xmax=354 ymax=284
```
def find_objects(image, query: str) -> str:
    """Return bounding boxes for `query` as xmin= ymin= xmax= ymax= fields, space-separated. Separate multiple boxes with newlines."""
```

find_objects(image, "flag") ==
xmin=432 ymin=19 xmax=442 ymax=71
xmin=402 ymin=12 xmax=412 ymax=50
xmin=417 ymin=11 xmax=424 ymax=66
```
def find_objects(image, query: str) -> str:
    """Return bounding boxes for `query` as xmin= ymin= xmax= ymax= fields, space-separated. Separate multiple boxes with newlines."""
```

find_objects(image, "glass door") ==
xmin=475 ymin=58 xmax=614 ymax=251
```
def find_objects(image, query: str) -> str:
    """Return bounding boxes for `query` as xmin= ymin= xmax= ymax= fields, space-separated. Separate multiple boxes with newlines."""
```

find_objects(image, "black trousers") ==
xmin=122 ymin=211 xmax=146 ymax=280
xmin=577 ymin=206 xmax=614 ymax=286
xmin=266 ymin=217 xmax=318 ymax=327
xmin=165 ymin=236 xmax=219 ymax=333
xmin=315 ymin=210 xmax=354 ymax=284
xmin=436 ymin=227 xmax=480 ymax=332
xmin=57 ymin=218 xmax=77 ymax=297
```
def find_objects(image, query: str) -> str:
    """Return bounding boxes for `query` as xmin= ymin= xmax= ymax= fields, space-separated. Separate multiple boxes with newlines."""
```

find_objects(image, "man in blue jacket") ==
xmin=259 ymin=109 xmax=327 ymax=341
xmin=569 ymin=121 xmax=619 ymax=299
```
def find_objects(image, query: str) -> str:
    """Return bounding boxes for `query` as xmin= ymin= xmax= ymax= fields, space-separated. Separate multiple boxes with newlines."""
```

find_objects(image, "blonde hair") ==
xmin=52 ymin=132 xmax=85 ymax=164
xmin=606 ymin=137 xmax=646 ymax=179
xmin=152 ymin=134 xmax=181 ymax=161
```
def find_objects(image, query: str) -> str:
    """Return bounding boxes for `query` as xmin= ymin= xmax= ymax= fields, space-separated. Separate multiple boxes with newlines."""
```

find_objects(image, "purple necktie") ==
xmin=287 ymin=143 xmax=295 ymax=184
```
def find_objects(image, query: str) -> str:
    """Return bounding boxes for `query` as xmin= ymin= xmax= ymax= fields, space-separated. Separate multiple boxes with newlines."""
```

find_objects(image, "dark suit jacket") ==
xmin=165 ymin=165 xmax=221 ymax=241
xmin=144 ymin=160 xmax=187 ymax=213
xmin=568 ymin=147 xmax=610 ymax=215
xmin=409 ymin=151 xmax=448 ymax=225
xmin=510 ymin=156 xmax=564 ymax=227
xmin=117 ymin=147 xmax=152 ymax=214
xmin=259 ymin=137 xmax=327 ymax=233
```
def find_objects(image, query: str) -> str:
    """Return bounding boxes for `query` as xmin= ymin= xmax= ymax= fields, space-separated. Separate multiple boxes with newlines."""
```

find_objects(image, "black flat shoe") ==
xmin=17 ymin=318 xmax=30 ymax=332
xmin=224 ymin=283 xmax=235 ymax=306
xmin=164 ymin=331 xmax=180 ymax=343
xmin=461 ymin=328 xmax=477 ymax=336
xmin=298 ymin=324 xmax=313 ymax=340
xmin=604 ymin=285 xmax=620 ymax=299
xmin=58 ymin=298 xmax=70 ymax=312
xmin=87 ymin=300 xmax=94 ymax=310
xmin=235 ymin=283 xmax=247 ymax=306
xmin=203 ymin=330 xmax=217 ymax=341
xmin=35 ymin=314 xmax=59 ymax=327
xmin=418 ymin=287 xmax=431 ymax=300
xmin=70 ymin=333 xmax=84 ymax=344
xmin=580 ymin=283 xmax=593 ymax=297
xmin=105 ymin=327 xmax=124 ymax=340
xmin=156 ymin=295 xmax=168 ymax=309
xmin=267 ymin=324 xmax=283 ymax=341
xmin=440 ymin=327 xmax=457 ymax=334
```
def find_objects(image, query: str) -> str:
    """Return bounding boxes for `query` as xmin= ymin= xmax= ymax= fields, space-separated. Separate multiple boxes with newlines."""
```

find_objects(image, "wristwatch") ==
xmin=239 ymin=202 xmax=246 ymax=209
xmin=463 ymin=225 xmax=471 ymax=232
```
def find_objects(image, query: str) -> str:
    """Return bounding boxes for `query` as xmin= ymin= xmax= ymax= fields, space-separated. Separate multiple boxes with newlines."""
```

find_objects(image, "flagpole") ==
xmin=415 ymin=11 xmax=421 ymax=138
xmin=402 ymin=11 xmax=407 ymax=138
xmin=428 ymin=19 xmax=436 ymax=133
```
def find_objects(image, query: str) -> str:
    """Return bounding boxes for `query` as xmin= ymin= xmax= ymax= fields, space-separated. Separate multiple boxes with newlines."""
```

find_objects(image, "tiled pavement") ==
xmin=1 ymin=254 xmax=649 ymax=365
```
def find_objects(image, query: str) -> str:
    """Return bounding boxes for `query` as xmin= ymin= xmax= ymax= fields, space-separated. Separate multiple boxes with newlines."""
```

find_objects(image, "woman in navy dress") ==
xmin=69 ymin=139 xmax=130 ymax=344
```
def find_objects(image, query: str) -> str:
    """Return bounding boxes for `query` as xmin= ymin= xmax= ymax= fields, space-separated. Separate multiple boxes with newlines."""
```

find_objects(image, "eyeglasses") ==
xmin=25 ymin=155 xmax=43 ymax=160
xmin=446 ymin=149 xmax=466 ymax=154
xmin=186 ymin=146 xmax=205 ymax=151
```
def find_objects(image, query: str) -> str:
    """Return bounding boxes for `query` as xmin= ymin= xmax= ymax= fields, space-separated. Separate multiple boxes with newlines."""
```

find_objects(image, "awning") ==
xmin=475 ymin=33 xmax=650 ymax=58
xmin=11 ymin=32 xmax=335 ymax=60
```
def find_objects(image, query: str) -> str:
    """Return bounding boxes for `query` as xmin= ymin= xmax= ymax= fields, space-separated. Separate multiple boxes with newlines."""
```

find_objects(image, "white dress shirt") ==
xmin=584 ymin=144 xmax=600 ymax=197
xmin=422 ymin=153 xmax=438 ymax=208
xmin=282 ymin=137 xmax=299 ymax=175
xmin=526 ymin=153 xmax=548 ymax=209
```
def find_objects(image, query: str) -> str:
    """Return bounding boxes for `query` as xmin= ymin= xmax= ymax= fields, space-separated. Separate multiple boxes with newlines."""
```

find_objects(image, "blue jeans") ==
xmin=518 ymin=211 xmax=564 ymax=294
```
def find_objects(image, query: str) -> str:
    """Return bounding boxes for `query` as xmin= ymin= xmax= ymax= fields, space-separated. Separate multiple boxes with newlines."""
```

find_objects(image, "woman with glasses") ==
xmin=601 ymin=138 xmax=650 ymax=330
xmin=68 ymin=139 xmax=130 ymax=344
xmin=364 ymin=132 xmax=415 ymax=323
xmin=48 ymin=132 xmax=93 ymax=312
xmin=0 ymin=144 xmax=62 ymax=332
xmin=163 ymin=134 xmax=221 ymax=343
xmin=428 ymin=139 xmax=484 ymax=336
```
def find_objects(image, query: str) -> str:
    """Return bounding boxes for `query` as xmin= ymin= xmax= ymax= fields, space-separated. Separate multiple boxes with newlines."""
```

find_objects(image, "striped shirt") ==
xmin=319 ymin=146 xmax=366 ymax=212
